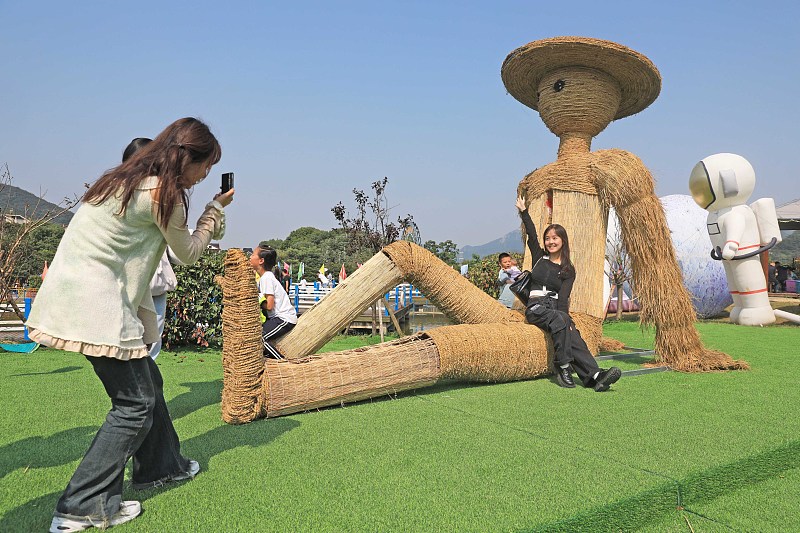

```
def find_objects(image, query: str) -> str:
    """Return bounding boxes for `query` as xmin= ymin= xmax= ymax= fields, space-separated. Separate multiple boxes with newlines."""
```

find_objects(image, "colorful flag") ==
xmin=41 ymin=261 xmax=49 ymax=280
xmin=297 ymin=262 xmax=305 ymax=279
xmin=283 ymin=261 xmax=291 ymax=276
xmin=339 ymin=263 xmax=347 ymax=281
xmin=319 ymin=264 xmax=327 ymax=275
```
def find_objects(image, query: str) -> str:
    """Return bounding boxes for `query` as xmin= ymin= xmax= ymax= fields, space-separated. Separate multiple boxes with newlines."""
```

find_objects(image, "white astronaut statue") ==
xmin=689 ymin=153 xmax=781 ymax=326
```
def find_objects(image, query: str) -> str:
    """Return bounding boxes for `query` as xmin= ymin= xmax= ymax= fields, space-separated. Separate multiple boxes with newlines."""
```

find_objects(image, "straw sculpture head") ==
xmin=501 ymin=36 xmax=661 ymax=126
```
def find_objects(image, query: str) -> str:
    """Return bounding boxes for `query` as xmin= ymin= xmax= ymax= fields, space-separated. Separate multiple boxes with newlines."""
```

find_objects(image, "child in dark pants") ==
xmin=250 ymin=244 xmax=297 ymax=359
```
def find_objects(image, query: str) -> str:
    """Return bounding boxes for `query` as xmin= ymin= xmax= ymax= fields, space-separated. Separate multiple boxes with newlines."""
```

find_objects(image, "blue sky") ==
xmin=1 ymin=1 xmax=798 ymax=249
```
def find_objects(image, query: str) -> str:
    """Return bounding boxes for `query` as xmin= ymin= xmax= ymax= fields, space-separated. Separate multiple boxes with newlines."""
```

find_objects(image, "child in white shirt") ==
xmin=250 ymin=244 xmax=297 ymax=359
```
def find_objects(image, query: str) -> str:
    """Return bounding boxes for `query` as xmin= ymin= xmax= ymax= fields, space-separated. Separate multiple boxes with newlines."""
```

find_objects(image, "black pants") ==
xmin=525 ymin=297 xmax=600 ymax=387
xmin=262 ymin=318 xmax=295 ymax=359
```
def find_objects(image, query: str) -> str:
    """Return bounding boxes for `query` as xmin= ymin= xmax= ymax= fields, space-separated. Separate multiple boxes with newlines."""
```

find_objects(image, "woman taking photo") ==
xmin=514 ymin=196 xmax=620 ymax=392
xmin=27 ymin=117 xmax=234 ymax=532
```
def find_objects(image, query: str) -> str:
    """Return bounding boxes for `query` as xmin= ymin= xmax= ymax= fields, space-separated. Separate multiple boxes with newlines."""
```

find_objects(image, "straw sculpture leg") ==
xmin=218 ymin=247 xmax=605 ymax=423
xmin=215 ymin=251 xmax=267 ymax=424
xmin=592 ymin=149 xmax=748 ymax=371
xmin=277 ymin=241 xmax=523 ymax=359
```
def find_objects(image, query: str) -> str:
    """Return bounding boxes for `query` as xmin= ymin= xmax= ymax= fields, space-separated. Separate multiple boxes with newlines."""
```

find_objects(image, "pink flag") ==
xmin=41 ymin=261 xmax=49 ymax=280
xmin=339 ymin=263 xmax=347 ymax=281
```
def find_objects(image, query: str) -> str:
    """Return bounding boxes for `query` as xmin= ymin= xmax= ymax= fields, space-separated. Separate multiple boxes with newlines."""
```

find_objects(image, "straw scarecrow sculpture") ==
xmin=217 ymin=37 xmax=746 ymax=425
xmin=501 ymin=37 xmax=746 ymax=372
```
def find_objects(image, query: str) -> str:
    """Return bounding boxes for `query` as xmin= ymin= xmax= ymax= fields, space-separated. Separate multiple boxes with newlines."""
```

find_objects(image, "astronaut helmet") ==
xmin=689 ymin=153 xmax=755 ymax=211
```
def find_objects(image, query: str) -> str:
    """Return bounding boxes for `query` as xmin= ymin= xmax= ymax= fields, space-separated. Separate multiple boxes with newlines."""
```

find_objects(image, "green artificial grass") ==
xmin=1 ymin=322 xmax=799 ymax=531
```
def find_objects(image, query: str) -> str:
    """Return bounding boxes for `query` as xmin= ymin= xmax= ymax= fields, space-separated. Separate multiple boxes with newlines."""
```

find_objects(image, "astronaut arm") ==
xmin=719 ymin=212 xmax=746 ymax=260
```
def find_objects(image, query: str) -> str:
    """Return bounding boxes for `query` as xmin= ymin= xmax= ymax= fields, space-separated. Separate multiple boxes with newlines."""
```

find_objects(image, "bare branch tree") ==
xmin=605 ymin=213 xmax=634 ymax=320
xmin=0 ymin=163 xmax=79 ymax=320
xmin=331 ymin=177 xmax=415 ymax=255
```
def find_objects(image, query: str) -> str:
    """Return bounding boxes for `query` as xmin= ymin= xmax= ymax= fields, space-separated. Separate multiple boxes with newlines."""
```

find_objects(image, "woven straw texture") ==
xmin=276 ymin=251 xmax=403 ymax=359
xmin=383 ymin=241 xmax=524 ymax=325
xmin=537 ymin=68 xmax=621 ymax=137
xmin=501 ymin=36 xmax=661 ymax=120
xmin=428 ymin=323 xmax=550 ymax=381
xmin=591 ymin=149 xmax=748 ymax=371
xmin=217 ymin=249 xmax=267 ymax=424
xmin=263 ymin=334 xmax=440 ymax=417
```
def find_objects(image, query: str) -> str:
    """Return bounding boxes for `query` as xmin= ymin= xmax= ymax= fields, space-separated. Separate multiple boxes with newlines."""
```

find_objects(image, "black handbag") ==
xmin=509 ymin=270 xmax=533 ymax=304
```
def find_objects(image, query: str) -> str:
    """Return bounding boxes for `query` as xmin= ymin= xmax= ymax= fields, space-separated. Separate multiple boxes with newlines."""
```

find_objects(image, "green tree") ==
xmin=12 ymin=222 xmax=66 ymax=283
xmin=423 ymin=239 xmax=459 ymax=266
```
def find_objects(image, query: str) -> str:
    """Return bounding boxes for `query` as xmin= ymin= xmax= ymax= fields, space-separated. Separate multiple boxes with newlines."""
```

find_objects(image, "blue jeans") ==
xmin=54 ymin=356 xmax=189 ymax=519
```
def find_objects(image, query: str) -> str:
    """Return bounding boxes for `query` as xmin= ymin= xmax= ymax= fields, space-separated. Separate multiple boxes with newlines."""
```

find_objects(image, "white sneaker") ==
xmin=50 ymin=501 xmax=141 ymax=532
xmin=131 ymin=459 xmax=200 ymax=490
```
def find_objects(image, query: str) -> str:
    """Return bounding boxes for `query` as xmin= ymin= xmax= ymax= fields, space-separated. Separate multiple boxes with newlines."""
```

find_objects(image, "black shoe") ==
xmin=594 ymin=367 xmax=622 ymax=392
xmin=554 ymin=366 xmax=576 ymax=388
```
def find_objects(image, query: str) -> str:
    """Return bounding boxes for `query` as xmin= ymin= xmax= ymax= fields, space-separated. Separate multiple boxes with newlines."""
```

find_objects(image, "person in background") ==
xmin=497 ymin=252 xmax=522 ymax=308
xmin=768 ymin=261 xmax=777 ymax=292
xmin=123 ymin=138 xmax=179 ymax=360
xmin=27 ymin=118 xmax=233 ymax=532
xmin=776 ymin=261 xmax=788 ymax=292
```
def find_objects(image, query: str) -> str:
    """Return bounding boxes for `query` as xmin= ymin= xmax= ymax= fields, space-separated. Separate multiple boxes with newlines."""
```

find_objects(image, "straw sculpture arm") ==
xmin=277 ymin=241 xmax=523 ymax=359
xmin=590 ymin=149 xmax=748 ymax=371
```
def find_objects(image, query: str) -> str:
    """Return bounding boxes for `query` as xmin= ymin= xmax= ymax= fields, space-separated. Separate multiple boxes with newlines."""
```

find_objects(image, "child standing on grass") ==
xmin=250 ymin=244 xmax=297 ymax=359
xmin=26 ymin=117 xmax=233 ymax=532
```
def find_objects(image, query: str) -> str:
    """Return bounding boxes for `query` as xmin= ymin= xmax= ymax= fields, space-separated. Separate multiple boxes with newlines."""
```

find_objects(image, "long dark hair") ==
xmin=84 ymin=117 xmax=221 ymax=227
xmin=542 ymin=223 xmax=574 ymax=279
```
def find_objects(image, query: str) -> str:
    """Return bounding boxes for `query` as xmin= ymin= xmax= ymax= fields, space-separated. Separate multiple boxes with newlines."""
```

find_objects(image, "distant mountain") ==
xmin=0 ymin=183 xmax=75 ymax=226
xmin=461 ymin=229 xmax=523 ymax=260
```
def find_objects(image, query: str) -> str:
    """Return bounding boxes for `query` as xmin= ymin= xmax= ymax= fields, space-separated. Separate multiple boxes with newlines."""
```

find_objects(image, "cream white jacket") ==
xmin=27 ymin=176 xmax=224 ymax=360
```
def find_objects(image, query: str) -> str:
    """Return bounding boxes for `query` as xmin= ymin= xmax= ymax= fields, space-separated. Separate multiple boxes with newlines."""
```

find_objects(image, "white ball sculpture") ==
xmin=659 ymin=195 xmax=733 ymax=318
xmin=689 ymin=153 xmax=781 ymax=326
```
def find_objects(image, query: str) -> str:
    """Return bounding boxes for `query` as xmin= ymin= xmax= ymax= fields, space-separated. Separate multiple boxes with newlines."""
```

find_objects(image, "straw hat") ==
xmin=501 ymin=36 xmax=661 ymax=120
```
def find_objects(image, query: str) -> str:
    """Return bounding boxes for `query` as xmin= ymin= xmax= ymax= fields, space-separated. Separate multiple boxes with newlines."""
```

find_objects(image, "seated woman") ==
xmin=250 ymin=244 xmax=298 ymax=359
xmin=514 ymin=196 xmax=621 ymax=391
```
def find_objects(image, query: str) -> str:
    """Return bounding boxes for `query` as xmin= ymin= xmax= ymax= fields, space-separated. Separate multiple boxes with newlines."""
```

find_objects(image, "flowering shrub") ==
xmin=164 ymin=250 xmax=225 ymax=348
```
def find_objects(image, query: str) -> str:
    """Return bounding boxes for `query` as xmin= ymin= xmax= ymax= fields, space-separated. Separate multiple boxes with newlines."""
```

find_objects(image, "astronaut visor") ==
xmin=689 ymin=161 xmax=715 ymax=209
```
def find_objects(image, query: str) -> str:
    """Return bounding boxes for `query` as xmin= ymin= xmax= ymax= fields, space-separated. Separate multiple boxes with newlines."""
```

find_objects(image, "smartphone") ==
xmin=221 ymin=172 xmax=234 ymax=194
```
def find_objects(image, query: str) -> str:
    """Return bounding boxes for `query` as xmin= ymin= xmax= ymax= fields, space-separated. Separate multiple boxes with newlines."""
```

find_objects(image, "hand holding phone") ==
xmin=221 ymin=172 xmax=234 ymax=194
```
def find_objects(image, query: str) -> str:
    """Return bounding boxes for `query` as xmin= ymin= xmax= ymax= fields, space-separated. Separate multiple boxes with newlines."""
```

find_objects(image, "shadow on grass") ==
xmin=11 ymin=365 xmax=83 ymax=376
xmin=0 ymin=491 xmax=63 ymax=532
xmin=529 ymin=438 xmax=800 ymax=532
xmin=0 ymin=426 xmax=96 ymax=480
xmin=133 ymin=417 xmax=300 ymax=502
xmin=0 ymin=419 xmax=299 ymax=531
xmin=168 ymin=379 xmax=223 ymax=421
